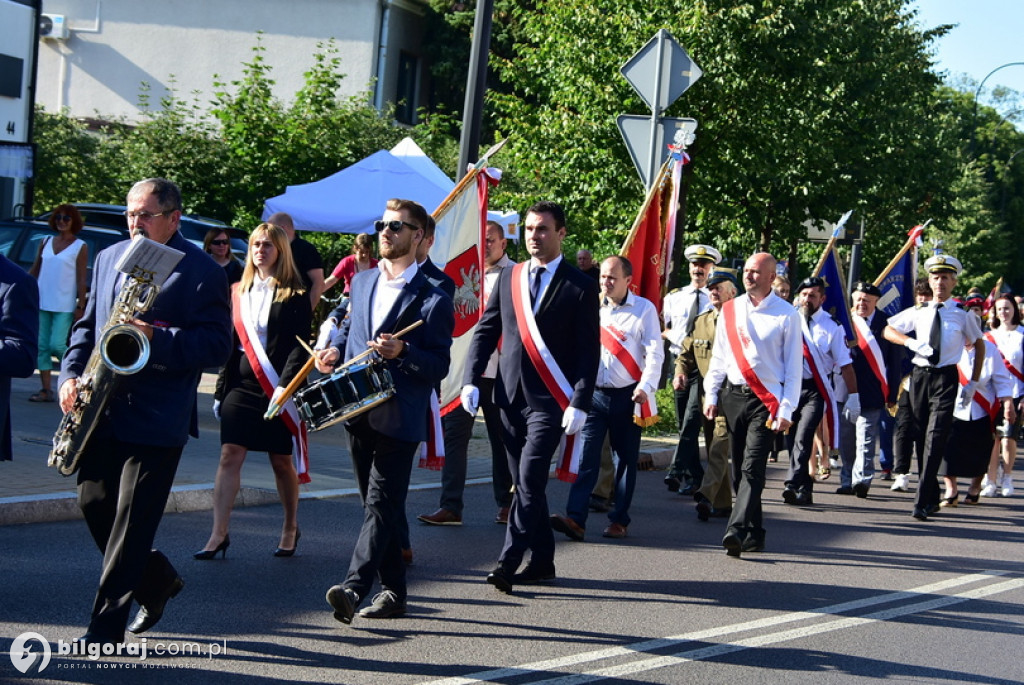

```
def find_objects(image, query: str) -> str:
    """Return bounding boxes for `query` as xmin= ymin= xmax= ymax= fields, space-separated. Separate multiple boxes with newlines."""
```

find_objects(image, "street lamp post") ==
xmin=969 ymin=62 xmax=1024 ymax=157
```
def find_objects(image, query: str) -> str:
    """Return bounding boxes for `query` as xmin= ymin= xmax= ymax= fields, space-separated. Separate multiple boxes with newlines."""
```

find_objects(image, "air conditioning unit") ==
xmin=40 ymin=14 xmax=70 ymax=41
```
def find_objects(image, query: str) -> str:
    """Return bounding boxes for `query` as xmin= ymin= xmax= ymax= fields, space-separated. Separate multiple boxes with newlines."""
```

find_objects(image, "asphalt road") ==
xmin=2 ymin=461 xmax=1023 ymax=684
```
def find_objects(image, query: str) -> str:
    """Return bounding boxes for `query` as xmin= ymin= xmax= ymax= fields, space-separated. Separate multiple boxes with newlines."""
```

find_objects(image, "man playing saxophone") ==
xmin=58 ymin=178 xmax=232 ymax=645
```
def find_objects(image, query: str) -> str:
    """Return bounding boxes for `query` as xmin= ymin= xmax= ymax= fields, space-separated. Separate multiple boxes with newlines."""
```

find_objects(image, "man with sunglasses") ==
xmin=59 ymin=178 xmax=232 ymax=645
xmin=316 ymin=198 xmax=454 ymax=623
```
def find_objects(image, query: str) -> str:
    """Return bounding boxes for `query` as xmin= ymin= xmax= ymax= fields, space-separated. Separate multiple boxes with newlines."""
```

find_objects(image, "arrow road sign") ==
xmin=617 ymin=115 xmax=697 ymax=189
xmin=620 ymin=29 xmax=703 ymax=113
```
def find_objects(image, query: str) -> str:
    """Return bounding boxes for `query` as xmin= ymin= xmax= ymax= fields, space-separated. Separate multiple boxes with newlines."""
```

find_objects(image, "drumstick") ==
xmin=337 ymin=319 xmax=425 ymax=370
xmin=264 ymin=350 xmax=318 ymax=421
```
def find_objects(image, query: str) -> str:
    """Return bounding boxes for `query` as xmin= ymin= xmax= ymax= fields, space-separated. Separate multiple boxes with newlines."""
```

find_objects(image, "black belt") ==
xmin=913 ymin=365 xmax=957 ymax=374
xmin=597 ymin=383 xmax=637 ymax=393
xmin=801 ymin=378 xmax=820 ymax=391
xmin=725 ymin=381 xmax=755 ymax=395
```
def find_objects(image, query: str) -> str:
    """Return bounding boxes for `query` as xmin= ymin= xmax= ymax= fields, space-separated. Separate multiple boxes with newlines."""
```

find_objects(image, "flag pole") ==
xmin=432 ymin=138 xmax=507 ymax=220
xmin=872 ymin=238 xmax=917 ymax=287
xmin=811 ymin=210 xmax=853 ymax=277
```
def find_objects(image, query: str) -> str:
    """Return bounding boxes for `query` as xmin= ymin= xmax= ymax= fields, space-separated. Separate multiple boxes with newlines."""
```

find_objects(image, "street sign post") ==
xmin=616 ymin=116 xmax=697 ymax=190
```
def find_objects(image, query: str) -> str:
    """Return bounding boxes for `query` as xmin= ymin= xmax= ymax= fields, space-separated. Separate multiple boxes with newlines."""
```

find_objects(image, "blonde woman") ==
xmin=196 ymin=224 xmax=312 ymax=559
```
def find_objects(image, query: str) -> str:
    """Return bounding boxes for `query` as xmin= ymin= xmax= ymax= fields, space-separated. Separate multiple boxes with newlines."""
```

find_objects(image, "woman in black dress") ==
xmin=196 ymin=223 xmax=312 ymax=558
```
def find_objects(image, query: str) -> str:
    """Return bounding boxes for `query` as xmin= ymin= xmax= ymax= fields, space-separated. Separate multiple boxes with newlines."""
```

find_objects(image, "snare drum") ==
xmin=295 ymin=356 xmax=395 ymax=431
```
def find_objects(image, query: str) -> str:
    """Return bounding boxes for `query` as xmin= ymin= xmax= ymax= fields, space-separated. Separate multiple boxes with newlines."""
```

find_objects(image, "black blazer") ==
xmin=420 ymin=257 xmax=456 ymax=300
xmin=465 ymin=258 xmax=600 ymax=412
xmin=851 ymin=309 xmax=902 ymax=408
xmin=216 ymin=287 xmax=313 ymax=401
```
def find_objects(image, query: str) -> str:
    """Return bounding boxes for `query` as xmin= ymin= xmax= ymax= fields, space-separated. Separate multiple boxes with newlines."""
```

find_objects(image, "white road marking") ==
xmin=417 ymin=571 xmax=1015 ymax=685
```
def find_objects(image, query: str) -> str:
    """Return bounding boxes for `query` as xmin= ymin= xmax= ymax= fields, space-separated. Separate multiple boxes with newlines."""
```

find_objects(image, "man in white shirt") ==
xmin=551 ymin=256 xmax=663 ymax=542
xmin=662 ymin=244 xmax=720 ymax=495
xmin=704 ymin=252 xmax=802 ymax=557
xmin=884 ymin=254 xmax=984 ymax=521
xmin=782 ymin=276 xmax=858 ymax=506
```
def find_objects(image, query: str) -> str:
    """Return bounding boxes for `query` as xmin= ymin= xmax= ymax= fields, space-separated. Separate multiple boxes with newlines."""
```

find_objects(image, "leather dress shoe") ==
xmin=418 ymin=508 xmax=462 ymax=525
xmin=77 ymin=632 xmax=122 ymax=647
xmin=722 ymin=532 xmax=743 ymax=558
xmin=495 ymin=506 xmax=510 ymax=524
xmin=358 ymin=590 xmax=406 ymax=619
xmin=127 ymin=576 xmax=184 ymax=634
xmin=782 ymin=487 xmax=799 ymax=504
xmin=550 ymin=514 xmax=585 ymax=541
xmin=709 ymin=507 xmax=732 ymax=518
xmin=512 ymin=562 xmax=556 ymax=585
xmin=853 ymin=482 xmax=870 ymax=498
xmin=602 ymin=522 xmax=628 ymax=539
xmin=793 ymin=490 xmax=814 ymax=506
xmin=912 ymin=507 xmax=929 ymax=521
xmin=487 ymin=565 xmax=515 ymax=594
xmin=695 ymin=499 xmax=711 ymax=522
xmin=835 ymin=486 xmax=855 ymax=495
xmin=663 ymin=475 xmax=681 ymax=492
xmin=326 ymin=585 xmax=360 ymax=624
xmin=741 ymin=536 xmax=765 ymax=553
xmin=678 ymin=484 xmax=697 ymax=497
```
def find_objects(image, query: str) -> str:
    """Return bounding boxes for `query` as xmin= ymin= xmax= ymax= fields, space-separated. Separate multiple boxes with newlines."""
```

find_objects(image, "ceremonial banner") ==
xmin=621 ymin=155 xmax=682 ymax=313
xmin=819 ymin=247 xmax=856 ymax=345
xmin=876 ymin=249 xmax=916 ymax=318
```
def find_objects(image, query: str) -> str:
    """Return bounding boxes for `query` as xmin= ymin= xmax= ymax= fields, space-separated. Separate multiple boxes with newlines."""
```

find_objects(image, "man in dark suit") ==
xmin=59 ymin=178 xmax=232 ymax=644
xmin=0 ymin=254 xmax=39 ymax=462
xmin=462 ymin=201 xmax=600 ymax=593
xmin=316 ymin=198 xmax=454 ymax=623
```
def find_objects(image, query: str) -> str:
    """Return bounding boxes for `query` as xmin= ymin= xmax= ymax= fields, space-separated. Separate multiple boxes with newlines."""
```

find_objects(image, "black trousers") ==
xmin=344 ymin=418 xmax=418 ymax=601
xmin=77 ymin=434 xmax=183 ymax=641
xmin=721 ymin=383 xmax=774 ymax=544
xmin=908 ymin=365 xmax=958 ymax=509
xmin=667 ymin=374 xmax=707 ymax=486
xmin=785 ymin=384 xmax=824 ymax=493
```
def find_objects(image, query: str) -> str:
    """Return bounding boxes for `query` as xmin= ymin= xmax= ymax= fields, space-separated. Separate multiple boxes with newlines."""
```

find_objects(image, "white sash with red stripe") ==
xmin=418 ymin=390 xmax=445 ymax=470
xmin=721 ymin=298 xmax=781 ymax=419
xmin=984 ymin=331 xmax=1024 ymax=385
xmin=234 ymin=286 xmax=310 ymax=483
xmin=801 ymin=319 xmax=840 ymax=450
xmin=599 ymin=324 xmax=658 ymax=426
xmin=957 ymin=360 xmax=998 ymax=425
xmin=511 ymin=262 xmax=583 ymax=482
xmin=852 ymin=315 xmax=889 ymax=399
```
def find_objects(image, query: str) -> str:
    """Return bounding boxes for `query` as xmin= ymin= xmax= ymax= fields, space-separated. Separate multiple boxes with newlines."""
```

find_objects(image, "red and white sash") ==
xmin=852 ymin=315 xmax=889 ymax=399
xmin=957 ymin=361 xmax=998 ymax=425
xmin=233 ymin=286 xmax=310 ymax=483
xmin=418 ymin=390 xmax=445 ymax=470
xmin=599 ymin=324 xmax=658 ymax=426
xmin=721 ymin=298 xmax=781 ymax=419
xmin=511 ymin=262 xmax=583 ymax=482
xmin=801 ymin=324 xmax=839 ymax=450
xmin=984 ymin=331 xmax=1024 ymax=384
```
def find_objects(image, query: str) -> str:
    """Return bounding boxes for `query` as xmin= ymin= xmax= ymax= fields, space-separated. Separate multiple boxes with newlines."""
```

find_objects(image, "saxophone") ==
xmin=48 ymin=274 xmax=160 ymax=476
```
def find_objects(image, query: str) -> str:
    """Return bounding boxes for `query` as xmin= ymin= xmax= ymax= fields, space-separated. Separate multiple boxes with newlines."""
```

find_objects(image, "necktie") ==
xmin=685 ymin=290 xmax=701 ymax=336
xmin=531 ymin=266 xmax=546 ymax=305
xmin=928 ymin=303 xmax=943 ymax=366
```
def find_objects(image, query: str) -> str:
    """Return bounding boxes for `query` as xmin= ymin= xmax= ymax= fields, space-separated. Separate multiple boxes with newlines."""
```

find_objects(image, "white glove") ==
xmin=905 ymin=337 xmax=934 ymax=358
xmin=213 ymin=400 xmax=221 ymax=421
xmin=315 ymin=318 xmax=338 ymax=351
xmin=843 ymin=393 xmax=861 ymax=422
xmin=958 ymin=381 xmax=977 ymax=411
xmin=561 ymin=406 xmax=587 ymax=435
xmin=461 ymin=384 xmax=480 ymax=415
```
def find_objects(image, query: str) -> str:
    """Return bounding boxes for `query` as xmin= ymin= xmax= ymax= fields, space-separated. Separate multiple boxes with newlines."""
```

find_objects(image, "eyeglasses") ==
xmin=209 ymin=239 xmax=229 ymax=246
xmin=374 ymin=219 xmax=420 ymax=233
xmin=55 ymin=214 xmax=72 ymax=222
xmin=123 ymin=209 xmax=173 ymax=221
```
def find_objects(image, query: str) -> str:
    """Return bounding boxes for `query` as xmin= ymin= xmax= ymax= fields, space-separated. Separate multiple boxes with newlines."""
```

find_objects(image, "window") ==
xmin=395 ymin=51 xmax=419 ymax=125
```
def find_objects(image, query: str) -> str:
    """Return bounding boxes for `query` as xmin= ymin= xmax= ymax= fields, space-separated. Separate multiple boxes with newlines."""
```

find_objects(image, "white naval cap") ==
xmin=684 ymin=244 xmax=722 ymax=264
xmin=924 ymin=254 xmax=962 ymax=275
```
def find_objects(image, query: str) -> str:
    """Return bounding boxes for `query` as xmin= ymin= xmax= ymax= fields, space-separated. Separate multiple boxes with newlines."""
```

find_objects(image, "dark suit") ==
xmin=328 ymin=265 xmax=453 ymax=601
xmin=60 ymin=231 xmax=232 ymax=640
xmin=0 ymin=255 xmax=39 ymax=461
xmin=465 ymin=258 xmax=600 ymax=571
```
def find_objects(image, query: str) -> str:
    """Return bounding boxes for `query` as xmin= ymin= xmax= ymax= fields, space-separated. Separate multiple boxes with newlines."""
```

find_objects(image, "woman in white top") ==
xmin=27 ymin=204 xmax=88 ymax=402
xmin=981 ymin=294 xmax=1024 ymax=497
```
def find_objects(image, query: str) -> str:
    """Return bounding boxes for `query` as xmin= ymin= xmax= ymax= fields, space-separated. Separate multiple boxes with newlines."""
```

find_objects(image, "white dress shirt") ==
xmin=529 ymin=254 xmax=562 ymax=313
xmin=954 ymin=340 xmax=1013 ymax=421
xmin=596 ymin=292 xmax=664 ymax=395
xmin=985 ymin=324 xmax=1024 ymax=397
xmin=662 ymin=284 xmax=712 ymax=355
xmin=371 ymin=261 xmax=419 ymax=334
xmin=243 ymin=275 xmax=275 ymax=350
xmin=802 ymin=307 xmax=852 ymax=380
xmin=888 ymin=300 xmax=984 ymax=368
xmin=703 ymin=291 xmax=804 ymax=423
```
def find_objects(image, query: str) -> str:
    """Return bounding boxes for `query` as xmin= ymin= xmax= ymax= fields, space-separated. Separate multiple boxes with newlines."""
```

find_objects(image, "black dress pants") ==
xmin=908 ymin=365 xmax=958 ymax=509
xmin=721 ymin=384 xmax=774 ymax=545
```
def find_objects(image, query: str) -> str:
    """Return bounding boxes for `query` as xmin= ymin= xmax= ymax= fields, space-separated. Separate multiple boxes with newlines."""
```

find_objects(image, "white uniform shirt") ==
xmin=954 ymin=340 xmax=1014 ymax=421
xmin=371 ymin=261 xmax=419 ymax=334
xmin=704 ymin=292 xmax=804 ymax=422
xmin=662 ymin=284 xmax=712 ymax=355
xmin=985 ymin=325 xmax=1024 ymax=398
xmin=888 ymin=300 xmax=984 ymax=368
xmin=802 ymin=307 xmax=853 ymax=380
xmin=596 ymin=292 xmax=664 ymax=395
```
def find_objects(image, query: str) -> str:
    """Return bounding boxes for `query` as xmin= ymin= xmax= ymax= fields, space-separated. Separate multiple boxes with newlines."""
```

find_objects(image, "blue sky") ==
xmin=912 ymin=0 xmax=1024 ymax=106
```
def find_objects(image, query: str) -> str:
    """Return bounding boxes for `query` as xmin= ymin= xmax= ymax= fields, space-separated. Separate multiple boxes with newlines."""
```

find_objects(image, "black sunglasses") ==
xmin=209 ymin=239 xmax=229 ymax=246
xmin=55 ymin=214 xmax=72 ymax=222
xmin=374 ymin=219 xmax=421 ymax=233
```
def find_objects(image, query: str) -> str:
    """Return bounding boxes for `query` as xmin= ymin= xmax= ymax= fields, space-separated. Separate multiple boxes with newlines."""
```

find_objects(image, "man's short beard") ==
xmin=381 ymin=241 xmax=410 ymax=260
xmin=801 ymin=303 xmax=819 ymax=317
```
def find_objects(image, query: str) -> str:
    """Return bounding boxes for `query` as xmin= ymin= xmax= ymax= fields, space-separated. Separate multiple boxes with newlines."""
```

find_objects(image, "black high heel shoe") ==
xmin=274 ymin=529 xmax=301 ymax=557
xmin=194 ymin=535 xmax=230 ymax=560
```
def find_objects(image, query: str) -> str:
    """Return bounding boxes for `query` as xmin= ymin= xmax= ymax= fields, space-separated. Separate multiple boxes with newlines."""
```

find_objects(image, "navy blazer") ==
xmin=850 ymin=309 xmax=903 ymax=408
xmin=61 ymin=232 xmax=232 ymax=447
xmin=328 ymin=266 xmax=453 ymax=442
xmin=0 ymin=255 xmax=39 ymax=461
xmin=215 ymin=287 xmax=313 ymax=401
xmin=465 ymin=258 xmax=600 ymax=412
xmin=419 ymin=257 xmax=456 ymax=300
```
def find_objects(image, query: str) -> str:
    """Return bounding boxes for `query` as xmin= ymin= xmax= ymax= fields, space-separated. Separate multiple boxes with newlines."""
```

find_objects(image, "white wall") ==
xmin=35 ymin=0 xmax=400 ymax=122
